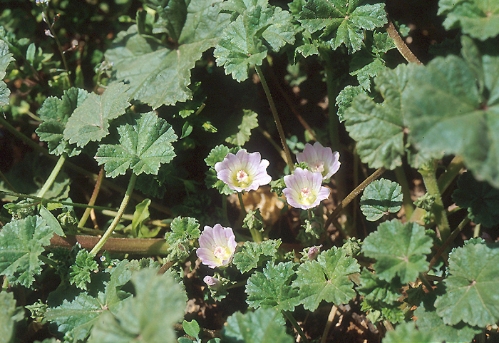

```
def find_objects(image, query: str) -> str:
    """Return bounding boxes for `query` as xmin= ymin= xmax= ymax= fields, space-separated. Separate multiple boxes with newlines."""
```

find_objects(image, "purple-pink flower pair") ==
xmin=283 ymin=142 xmax=340 ymax=210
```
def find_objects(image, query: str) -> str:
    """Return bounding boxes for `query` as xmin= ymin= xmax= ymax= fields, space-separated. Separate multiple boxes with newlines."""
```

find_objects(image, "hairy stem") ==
xmin=394 ymin=166 xmax=414 ymax=219
xmin=239 ymin=192 xmax=262 ymax=242
xmin=255 ymin=65 xmax=294 ymax=171
xmin=90 ymin=173 xmax=137 ymax=255
xmin=419 ymin=162 xmax=450 ymax=242
xmin=385 ymin=19 xmax=422 ymax=65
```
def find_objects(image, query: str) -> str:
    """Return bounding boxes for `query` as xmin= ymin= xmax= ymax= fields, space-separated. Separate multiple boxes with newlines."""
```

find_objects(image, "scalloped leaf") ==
xmin=95 ymin=112 xmax=177 ymax=178
xmin=360 ymin=178 xmax=403 ymax=221
xmin=0 ymin=39 xmax=13 ymax=106
xmin=63 ymin=83 xmax=130 ymax=148
xmin=298 ymin=0 xmax=387 ymax=53
xmin=362 ymin=220 xmax=433 ymax=283
xmin=214 ymin=3 xmax=295 ymax=82
xmin=225 ymin=110 xmax=259 ymax=146
xmin=292 ymin=247 xmax=360 ymax=311
xmin=105 ymin=0 xmax=229 ymax=108
xmin=435 ymin=243 xmax=499 ymax=327
xmin=452 ymin=171 xmax=499 ymax=227
xmin=404 ymin=53 xmax=499 ymax=188
xmin=232 ymin=240 xmax=281 ymax=273
xmin=438 ymin=0 xmax=499 ymax=40
xmin=88 ymin=268 xmax=187 ymax=343
xmin=36 ymin=87 xmax=88 ymax=156
xmin=0 ymin=216 xmax=54 ymax=288
xmin=0 ymin=292 xmax=24 ymax=342
xmin=343 ymin=64 xmax=411 ymax=169
xmin=223 ymin=308 xmax=293 ymax=343
xmin=246 ymin=261 xmax=300 ymax=311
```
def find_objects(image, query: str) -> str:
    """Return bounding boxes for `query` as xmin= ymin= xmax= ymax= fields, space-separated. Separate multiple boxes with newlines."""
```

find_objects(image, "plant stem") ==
xmin=385 ymin=19 xmax=422 ymax=65
xmin=419 ymin=162 xmax=451 ymax=242
xmin=37 ymin=154 xmax=66 ymax=199
xmin=43 ymin=10 xmax=72 ymax=86
xmin=394 ymin=166 xmax=414 ymax=219
xmin=49 ymin=234 xmax=169 ymax=255
xmin=321 ymin=305 xmax=337 ymax=343
xmin=78 ymin=166 xmax=104 ymax=228
xmin=282 ymin=310 xmax=309 ymax=343
xmin=255 ymin=65 xmax=294 ymax=171
xmin=90 ymin=173 xmax=137 ymax=255
xmin=325 ymin=168 xmax=386 ymax=230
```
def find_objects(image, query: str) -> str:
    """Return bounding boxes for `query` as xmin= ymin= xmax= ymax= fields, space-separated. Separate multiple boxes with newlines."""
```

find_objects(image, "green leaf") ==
xmin=131 ymin=199 xmax=160 ymax=238
xmin=205 ymin=145 xmax=238 ymax=195
xmin=39 ymin=205 xmax=65 ymax=237
xmin=383 ymin=322 xmax=436 ymax=343
xmin=246 ymin=261 xmax=300 ymax=311
xmin=88 ymin=268 xmax=187 ymax=343
xmin=63 ymin=83 xmax=130 ymax=148
xmin=360 ymin=178 xmax=403 ymax=221
xmin=182 ymin=319 xmax=200 ymax=339
xmin=232 ymin=240 xmax=281 ymax=273
xmin=222 ymin=308 xmax=293 ymax=343
xmin=357 ymin=269 xmax=401 ymax=305
xmin=452 ymin=171 xmax=499 ymax=227
xmin=362 ymin=220 xmax=433 ymax=283
xmin=438 ymin=0 xmax=499 ymax=40
xmin=435 ymin=243 xmax=499 ymax=327
xmin=225 ymin=109 xmax=259 ymax=146
xmin=214 ymin=4 xmax=295 ymax=82
xmin=0 ymin=39 xmax=14 ymax=106
xmin=298 ymin=0 xmax=387 ymax=53
xmin=404 ymin=53 xmax=499 ymax=187
xmin=164 ymin=216 xmax=200 ymax=261
xmin=414 ymin=305 xmax=481 ymax=343
xmin=336 ymin=85 xmax=365 ymax=121
xmin=69 ymin=250 xmax=99 ymax=291
xmin=0 ymin=292 xmax=24 ymax=343
xmin=0 ymin=215 xmax=53 ymax=288
xmin=150 ymin=0 xmax=188 ymax=41
xmin=36 ymin=87 xmax=88 ymax=156
xmin=343 ymin=64 xmax=411 ymax=169
xmin=105 ymin=0 xmax=229 ymax=108
xmin=292 ymin=247 xmax=360 ymax=311
xmin=95 ymin=112 xmax=177 ymax=178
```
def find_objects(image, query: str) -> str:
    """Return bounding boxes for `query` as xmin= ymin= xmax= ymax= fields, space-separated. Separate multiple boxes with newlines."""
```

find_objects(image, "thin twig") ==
xmin=385 ymin=20 xmax=423 ymax=65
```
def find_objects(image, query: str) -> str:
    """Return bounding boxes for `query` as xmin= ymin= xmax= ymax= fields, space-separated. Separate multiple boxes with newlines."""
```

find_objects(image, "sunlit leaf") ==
xmin=0 ymin=292 xmax=24 ymax=343
xmin=360 ymin=178 xmax=403 ymax=221
xmin=0 ymin=39 xmax=14 ymax=106
xmin=435 ymin=243 xmax=499 ymax=327
xmin=69 ymin=250 xmax=98 ymax=291
xmin=292 ymin=247 xmax=360 ymax=311
xmin=95 ymin=112 xmax=177 ymax=178
xmin=383 ymin=322 xmax=436 ymax=343
xmin=362 ymin=220 xmax=432 ymax=283
xmin=233 ymin=240 xmax=281 ymax=273
xmin=225 ymin=110 xmax=259 ymax=146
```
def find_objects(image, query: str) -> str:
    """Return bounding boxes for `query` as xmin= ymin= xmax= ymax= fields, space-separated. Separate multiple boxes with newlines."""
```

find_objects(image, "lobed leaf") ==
xmin=36 ymin=87 xmax=88 ymax=156
xmin=438 ymin=0 xmax=499 ymax=40
xmin=0 ymin=215 xmax=54 ymax=288
xmin=246 ymin=261 xmax=300 ymax=311
xmin=222 ymin=308 xmax=293 ymax=343
xmin=360 ymin=178 xmax=403 ymax=221
xmin=434 ymin=242 xmax=499 ymax=327
xmin=95 ymin=112 xmax=177 ymax=178
xmin=383 ymin=322 xmax=436 ymax=343
xmin=298 ymin=0 xmax=387 ymax=53
xmin=232 ymin=240 xmax=281 ymax=273
xmin=105 ymin=0 xmax=229 ymax=108
xmin=225 ymin=109 xmax=259 ymax=146
xmin=63 ymin=83 xmax=130 ymax=148
xmin=292 ymin=247 xmax=360 ymax=311
xmin=362 ymin=219 xmax=432 ymax=283
xmin=88 ymin=268 xmax=187 ymax=343
xmin=69 ymin=250 xmax=99 ymax=291
xmin=343 ymin=64 xmax=411 ymax=169
xmin=0 ymin=39 xmax=14 ymax=106
xmin=0 ymin=292 xmax=24 ymax=343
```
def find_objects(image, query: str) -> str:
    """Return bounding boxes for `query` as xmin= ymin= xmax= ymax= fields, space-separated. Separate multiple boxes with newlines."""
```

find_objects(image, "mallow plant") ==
xmin=0 ymin=0 xmax=499 ymax=342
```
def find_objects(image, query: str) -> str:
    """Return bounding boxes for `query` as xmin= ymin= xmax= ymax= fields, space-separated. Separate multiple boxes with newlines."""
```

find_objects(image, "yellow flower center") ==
xmin=300 ymin=187 xmax=316 ymax=206
xmin=213 ymin=246 xmax=232 ymax=262
xmin=311 ymin=162 xmax=324 ymax=174
xmin=233 ymin=169 xmax=252 ymax=188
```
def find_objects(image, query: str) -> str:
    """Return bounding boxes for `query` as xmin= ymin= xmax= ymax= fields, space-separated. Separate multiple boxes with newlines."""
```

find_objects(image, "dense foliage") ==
xmin=1 ymin=0 xmax=499 ymax=342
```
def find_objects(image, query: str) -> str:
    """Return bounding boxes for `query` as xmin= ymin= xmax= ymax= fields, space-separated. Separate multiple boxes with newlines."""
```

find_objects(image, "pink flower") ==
xmin=283 ymin=168 xmax=330 ymax=210
xmin=215 ymin=150 xmax=272 ymax=192
xmin=196 ymin=224 xmax=237 ymax=268
xmin=296 ymin=142 xmax=340 ymax=180
xmin=203 ymin=276 xmax=222 ymax=290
